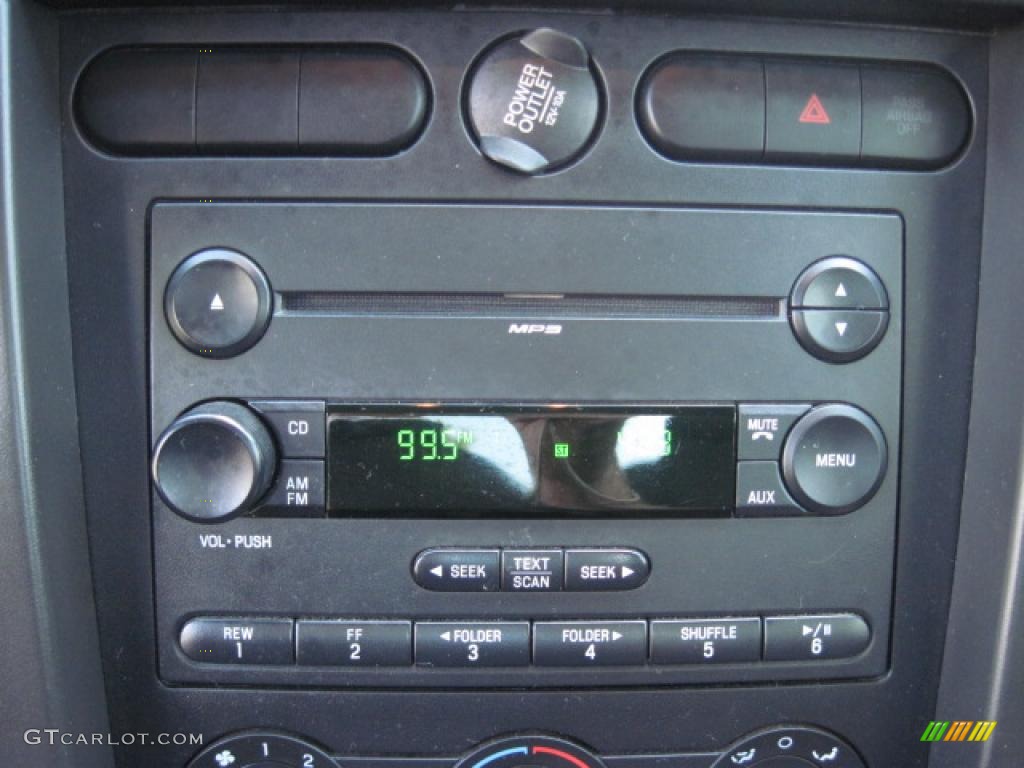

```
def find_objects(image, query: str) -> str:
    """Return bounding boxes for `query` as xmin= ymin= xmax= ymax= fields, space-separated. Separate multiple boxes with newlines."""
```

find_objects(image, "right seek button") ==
xmin=565 ymin=549 xmax=650 ymax=591
xmin=764 ymin=614 xmax=871 ymax=661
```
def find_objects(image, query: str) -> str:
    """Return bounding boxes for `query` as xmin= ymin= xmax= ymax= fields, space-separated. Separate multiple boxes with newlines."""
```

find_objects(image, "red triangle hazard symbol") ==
xmin=799 ymin=93 xmax=831 ymax=124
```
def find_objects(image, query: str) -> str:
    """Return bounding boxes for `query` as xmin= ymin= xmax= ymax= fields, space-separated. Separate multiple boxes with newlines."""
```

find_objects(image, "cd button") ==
xmin=564 ymin=549 xmax=650 ymax=591
xmin=534 ymin=621 xmax=647 ymax=666
xmin=296 ymin=620 xmax=412 ymax=667
xmin=738 ymin=404 xmax=810 ymax=461
xmin=790 ymin=309 xmax=888 ymax=363
xmin=249 ymin=400 xmax=326 ymax=458
xmin=413 ymin=549 xmax=501 ymax=592
xmin=415 ymin=622 xmax=530 ymax=667
xmin=735 ymin=461 xmax=805 ymax=517
xmin=179 ymin=617 xmax=293 ymax=665
xmin=764 ymin=614 xmax=871 ymax=661
xmin=502 ymin=549 xmax=564 ymax=592
xmin=650 ymin=618 xmax=762 ymax=664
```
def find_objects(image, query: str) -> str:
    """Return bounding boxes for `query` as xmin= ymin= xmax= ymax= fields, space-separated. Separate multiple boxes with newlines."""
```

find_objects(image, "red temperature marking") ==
xmin=532 ymin=746 xmax=591 ymax=768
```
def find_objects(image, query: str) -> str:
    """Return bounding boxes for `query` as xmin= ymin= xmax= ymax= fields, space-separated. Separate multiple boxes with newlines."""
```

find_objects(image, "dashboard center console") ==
xmin=51 ymin=5 xmax=989 ymax=768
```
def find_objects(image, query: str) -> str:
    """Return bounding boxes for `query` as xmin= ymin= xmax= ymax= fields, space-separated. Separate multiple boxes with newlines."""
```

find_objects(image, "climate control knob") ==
xmin=152 ymin=401 xmax=276 ymax=523
xmin=456 ymin=735 xmax=604 ymax=768
xmin=711 ymin=725 xmax=864 ymax=768
xmin=186 ymin=730 xmax=335 ymax=768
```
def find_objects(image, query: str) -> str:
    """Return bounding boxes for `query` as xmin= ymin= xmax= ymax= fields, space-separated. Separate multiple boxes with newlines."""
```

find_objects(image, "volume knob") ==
xmin=152 ymin=401 xmax=276 ymax=522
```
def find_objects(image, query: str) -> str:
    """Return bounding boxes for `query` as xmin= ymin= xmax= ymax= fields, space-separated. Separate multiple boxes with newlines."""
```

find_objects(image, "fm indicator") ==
xmin=327 ymin=405 xmax=735 ymax=516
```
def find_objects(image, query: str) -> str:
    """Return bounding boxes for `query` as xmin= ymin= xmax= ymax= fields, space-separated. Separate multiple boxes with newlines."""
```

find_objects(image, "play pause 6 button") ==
xmin=764 ymin=614 xmax=871 ymax=661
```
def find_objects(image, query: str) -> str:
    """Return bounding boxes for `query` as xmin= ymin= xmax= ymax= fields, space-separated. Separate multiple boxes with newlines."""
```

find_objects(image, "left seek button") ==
xmin=413 ymin=549 xmax=500 ymax=592
xmin=179 ymin=617 xmax=293 ymax=664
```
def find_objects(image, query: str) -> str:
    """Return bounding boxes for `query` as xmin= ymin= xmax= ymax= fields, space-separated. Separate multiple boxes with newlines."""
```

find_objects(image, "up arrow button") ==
xmin=564 ymin=549 xmax=650 ymax=592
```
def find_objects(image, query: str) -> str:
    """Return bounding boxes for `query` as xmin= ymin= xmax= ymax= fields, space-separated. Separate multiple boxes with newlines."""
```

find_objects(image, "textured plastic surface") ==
xmin=58 ymin=7 xmax=986 ymax=768
xmin=931 ymin=24 xmax=1024 ymax=768
xmin=75 ymin=45 xmax=430 ymax=156
xmin=0 ymin=2 xmax=113 ymax=766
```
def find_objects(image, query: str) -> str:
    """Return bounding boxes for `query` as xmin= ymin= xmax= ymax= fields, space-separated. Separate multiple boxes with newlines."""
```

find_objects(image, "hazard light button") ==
xmin=765 ymin=61 xmax=861 ymax=162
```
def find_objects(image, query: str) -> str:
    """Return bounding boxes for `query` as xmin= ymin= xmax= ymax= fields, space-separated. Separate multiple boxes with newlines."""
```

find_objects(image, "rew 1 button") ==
xmin=466 ymin=28 xmax=601 ymax=174
xmin=164 ymin=248 xmax=272 ymax=358
xmin=413 ymin=549 xmax=500 ymax=592
xmin=179 ymin=617 xmax=293 ymax=664
xmin=782 ymin=404 xmax=887 ymax=515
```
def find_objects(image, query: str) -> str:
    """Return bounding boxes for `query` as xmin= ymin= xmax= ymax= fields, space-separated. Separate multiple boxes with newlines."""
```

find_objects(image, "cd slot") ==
xmin=278 ymin=291 xmax=782 ymax=320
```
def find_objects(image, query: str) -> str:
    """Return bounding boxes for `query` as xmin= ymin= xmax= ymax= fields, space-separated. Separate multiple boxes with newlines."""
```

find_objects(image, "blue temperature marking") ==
xmin=472 ymin=747 xmax=529 ymax=768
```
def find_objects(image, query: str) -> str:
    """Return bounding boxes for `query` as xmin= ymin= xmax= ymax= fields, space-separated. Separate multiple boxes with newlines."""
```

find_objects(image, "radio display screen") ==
xmin=326 ymin=406 xmax=735 ymax=515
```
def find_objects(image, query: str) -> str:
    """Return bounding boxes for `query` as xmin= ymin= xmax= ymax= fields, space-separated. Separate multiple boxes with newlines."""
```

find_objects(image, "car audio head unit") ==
xmin=147 ymin=202 xmax=901 ymax=690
